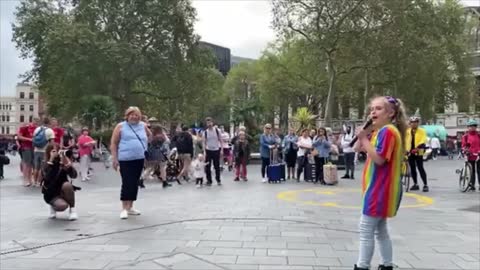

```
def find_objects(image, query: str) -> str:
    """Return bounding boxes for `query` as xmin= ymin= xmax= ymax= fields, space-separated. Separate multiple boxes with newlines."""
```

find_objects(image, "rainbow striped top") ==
xmin=361 ymin=124 xmax=403 ymax=218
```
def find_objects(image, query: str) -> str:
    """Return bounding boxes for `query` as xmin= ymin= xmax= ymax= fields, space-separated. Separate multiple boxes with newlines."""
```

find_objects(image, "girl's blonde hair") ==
xmin=371 ymin=96 xmax=408 ymax=145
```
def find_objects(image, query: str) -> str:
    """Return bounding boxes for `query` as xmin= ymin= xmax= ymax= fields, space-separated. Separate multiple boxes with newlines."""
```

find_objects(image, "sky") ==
xmin=0 ymin=0 xmax=478 ymax=97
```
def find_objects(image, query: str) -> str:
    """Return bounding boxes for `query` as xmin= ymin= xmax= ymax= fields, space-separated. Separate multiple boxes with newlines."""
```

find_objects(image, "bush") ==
xmin=90 ymin=130 xmax=113 ymax=146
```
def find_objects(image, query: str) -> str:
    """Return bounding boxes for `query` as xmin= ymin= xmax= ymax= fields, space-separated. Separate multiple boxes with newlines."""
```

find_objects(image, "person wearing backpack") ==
xmin=32 ymin=117 xmax=55 ymax=186
xmin=202 ymin=117 xmax=224 ymax=186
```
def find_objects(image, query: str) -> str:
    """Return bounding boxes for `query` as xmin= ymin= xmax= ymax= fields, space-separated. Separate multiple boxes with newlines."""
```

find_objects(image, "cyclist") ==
xmin=405 ymin=116 xmax=429 ymax=192
xmin=462 ymin=119 xmax=480 ymax=191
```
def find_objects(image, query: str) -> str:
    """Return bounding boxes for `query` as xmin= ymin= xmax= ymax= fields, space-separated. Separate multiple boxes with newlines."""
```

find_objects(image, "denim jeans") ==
xmin=357 ymin=215 xmax=393 ymax=268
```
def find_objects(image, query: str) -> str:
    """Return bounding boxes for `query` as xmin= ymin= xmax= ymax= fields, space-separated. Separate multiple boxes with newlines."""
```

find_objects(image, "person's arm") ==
xmin=17 ymin=129 xmax=32 ymax=142
xmin=110 ymin=123 xmax=122 ymax=170
xmin=145 ymin=125 xmax=152 ymax=142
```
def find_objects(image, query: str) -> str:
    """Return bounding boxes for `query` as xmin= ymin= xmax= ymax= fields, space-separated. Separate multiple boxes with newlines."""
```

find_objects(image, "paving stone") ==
xmin=237 ymin=256 xmax=287 ymax=265
xmin=243 ymin=242 xmax=287 ymax=249
xmin=0 ymin=258 xmax=67 ymax=269
xmin=287 ymin=257 xmax=342 ymax=266
xmin=109 ymin=260 xmax=167 ymax=269
xmin=59 ymin=259 xmax=112 ymax=269
xmin=267 ymin=249 xmax=316 ymax=257
xmin=199 ymin=241 xmax=243 ymax=248
xmin=214 ymin=247 xmax=255 ymax=256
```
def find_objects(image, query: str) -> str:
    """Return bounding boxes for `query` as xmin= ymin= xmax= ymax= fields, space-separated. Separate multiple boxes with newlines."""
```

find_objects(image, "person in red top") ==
xmin=462 ymin=119 xmax=480 ymax=191
xmin=17 ymin=118 xmax=39 ymax=186
xmin=50 ymin=118 xmax=64 ymax=146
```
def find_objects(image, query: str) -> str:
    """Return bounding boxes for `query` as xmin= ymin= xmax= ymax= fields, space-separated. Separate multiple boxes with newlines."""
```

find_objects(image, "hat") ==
xmin=148 ymin=117 xmax=158 ymax=122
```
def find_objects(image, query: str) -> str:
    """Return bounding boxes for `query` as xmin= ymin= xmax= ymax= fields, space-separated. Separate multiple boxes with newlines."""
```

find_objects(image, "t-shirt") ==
xmin=430 ymin=137 xmax=441 ymax=149
xmin=52 ymin=127 xmax=64 ymax=145
xmin=297 ymin=136 xmax=312 ymax=157
xmin=77 ymin=135 xmax=95 ymax=157
xmin=18 ymin=124 xmax=37 ymax=150
xmin=33 ymin=126 xmax=55 ymax=152
xmin=204 ymin=128 xmax=221 ymax=151
xmin=361 ymin=124 xmax=403 ymax=218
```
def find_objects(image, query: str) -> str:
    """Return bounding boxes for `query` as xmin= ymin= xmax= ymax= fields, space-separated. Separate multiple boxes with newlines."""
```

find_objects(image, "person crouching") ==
xmin=41 ymin=144 xmax=79 ymax=220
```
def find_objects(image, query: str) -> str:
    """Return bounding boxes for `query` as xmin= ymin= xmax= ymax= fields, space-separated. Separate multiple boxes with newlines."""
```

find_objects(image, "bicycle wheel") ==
xmin=404 ymin=173 xmax=410 ymax=192
xmin=459 ymin=164 xmax=472 ymax=192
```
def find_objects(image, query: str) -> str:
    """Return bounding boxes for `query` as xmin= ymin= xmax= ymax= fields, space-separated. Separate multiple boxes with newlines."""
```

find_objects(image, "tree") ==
xmin=292 ymin=107 xmax=317 ymax=132
xmin=13 ymin=0 xmax=221 ymax=122
xmin=79 ymin=95 xmax=116 ymax=130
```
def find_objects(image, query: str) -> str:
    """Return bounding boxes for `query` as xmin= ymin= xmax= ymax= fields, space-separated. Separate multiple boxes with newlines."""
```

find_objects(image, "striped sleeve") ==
xmin=375 ymin=126 xmax=396 ymax=162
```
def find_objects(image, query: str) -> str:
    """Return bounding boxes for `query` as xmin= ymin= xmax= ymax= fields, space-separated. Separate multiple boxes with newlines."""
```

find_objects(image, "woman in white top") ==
xmin=296 ymin=128 xmax=313 ymax=181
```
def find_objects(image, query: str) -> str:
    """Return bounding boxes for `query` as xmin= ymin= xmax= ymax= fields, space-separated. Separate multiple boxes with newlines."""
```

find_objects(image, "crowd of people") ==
xmin=0 ymin=96 xmax=479 ymax=270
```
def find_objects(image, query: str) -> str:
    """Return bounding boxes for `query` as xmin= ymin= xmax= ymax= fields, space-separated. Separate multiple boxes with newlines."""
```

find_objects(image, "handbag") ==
xmin=311 ymin=148 xmax=319 ymax=157
xmin=127 ymin=124 xmax=149 ymax=159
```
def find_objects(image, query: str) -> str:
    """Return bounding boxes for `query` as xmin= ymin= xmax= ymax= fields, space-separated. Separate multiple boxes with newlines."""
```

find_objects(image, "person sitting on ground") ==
xmin=41 ymin=144 xmax=79 ymax=221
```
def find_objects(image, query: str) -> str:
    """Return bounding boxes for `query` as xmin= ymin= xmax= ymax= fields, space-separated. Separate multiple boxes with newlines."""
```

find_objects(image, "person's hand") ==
xmin=112 ymin=158 xmax=119 ymax=171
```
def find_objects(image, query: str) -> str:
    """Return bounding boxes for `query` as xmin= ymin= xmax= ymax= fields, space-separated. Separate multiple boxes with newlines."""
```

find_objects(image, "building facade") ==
xmin=199 ymin=41 xmax=231 ymax=76
xmin=0 ymin=84 xmax=41 ymax=135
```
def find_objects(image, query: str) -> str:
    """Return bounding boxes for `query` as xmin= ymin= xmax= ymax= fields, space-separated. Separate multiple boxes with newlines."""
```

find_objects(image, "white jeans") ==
xmin=80 ymin=155 xmax=91 ymax=180
xmin=357 ymin=215 xmax=393 ymax=268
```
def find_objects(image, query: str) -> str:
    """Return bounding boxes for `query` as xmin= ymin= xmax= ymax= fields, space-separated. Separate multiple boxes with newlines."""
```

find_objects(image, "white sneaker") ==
xmin=127 ymin=208 xmax=141 ymax=215
xmin=81 ymin=178 xmax=87 ymax=182
xmin=49 ymin=206 xmax=56 ymax=219
xmin=68 ymin=208 xmax=78 ymax=221
xmin=120 ymin=210 xmax=128 ymax=219
xmin=196 ymin=184 xmax=201 ymax=188
xmin=262 ymin=178 xmax=268 ymax=183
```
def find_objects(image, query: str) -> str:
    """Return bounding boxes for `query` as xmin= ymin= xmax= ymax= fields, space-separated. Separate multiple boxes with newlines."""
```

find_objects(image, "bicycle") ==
xmin=401 ymin=153 xmax=411 ymax=192
xmin=456 ymin=151 xmax=479 ymax=193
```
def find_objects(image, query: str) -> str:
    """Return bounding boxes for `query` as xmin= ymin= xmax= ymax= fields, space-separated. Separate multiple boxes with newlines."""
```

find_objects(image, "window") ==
xmin=20 ymin=92 xmax=25 ymax=99
xmin=20 ymin=105 xmax=25 ymax=111
xmin=1 ymin=126 xmax=4 ymax=134
xmin=29 ymin=92 xmax=34 ymax=99
xmin=29 ymin=115 xmax=33 ymax=123
xmin=29 ymin=105 xmax=34 ymax=111
xmin=6 ymin=126 xmax=10 ymax=134
xmin=6 ymin=116 xmax=9 ymax=122
xmin=20 ymin=115 xmax=24 ymax=123
xmin=1 ymin=115 xmax=4 ymax=122
xmin=8 ymin=104 xmax=11 ymax=111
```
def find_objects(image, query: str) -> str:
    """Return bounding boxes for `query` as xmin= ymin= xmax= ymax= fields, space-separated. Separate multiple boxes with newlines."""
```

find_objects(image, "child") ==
xmin=0 ymin=149 xmax=10 ymax=180
xmin=142 ymin=125 xmax=171 ymax=188
xmin=353 ymin=96 xmax=407 ymax=270
xmin=233 ymin=131 xmax=250 ymax=181
xmin=191 ymin=154 xmax=207 ymax=188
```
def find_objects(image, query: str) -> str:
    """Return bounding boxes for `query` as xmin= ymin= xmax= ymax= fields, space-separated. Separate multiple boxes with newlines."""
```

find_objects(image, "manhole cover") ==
xmin=459 ymin=205 xmax=480 ymax=213
xmin=64 ymin=228 xmax=79 ymax=231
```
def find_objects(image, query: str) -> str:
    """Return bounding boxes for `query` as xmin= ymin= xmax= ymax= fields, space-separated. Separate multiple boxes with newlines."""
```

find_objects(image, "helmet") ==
xmin=467 ymin=119 xmax=478 ymax=127
xmin=409 ymin=116 xmax=420 ymax=122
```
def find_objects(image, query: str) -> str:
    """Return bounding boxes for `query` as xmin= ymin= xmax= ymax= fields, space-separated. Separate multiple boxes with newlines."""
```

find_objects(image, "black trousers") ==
xmin=261 ymin=157 xmax=270 ymax=178
xmin=344 ymin=152 xmax=355 ymax=177
xmin=314 ymin=157 xmax=326 ymax=182
xmin=296 ymin=156 xmax=307 ymax=179
xmin=205 ymin=150 xmax=221 ymax=183
xmin=408 ymin=155 xmax=428 ymax=186
xmin=119 ymin=159 xmax=144 ymax=201
xmin=468 ymin=160 xmax=480 ymax=187
xmin=0 ymin=164 xmax=3 ymax=177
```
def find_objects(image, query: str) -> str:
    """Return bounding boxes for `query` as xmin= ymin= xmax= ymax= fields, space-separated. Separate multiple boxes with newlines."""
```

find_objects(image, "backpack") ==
xmin=204 ymin=128 xmax=220 ymax=141
xmin=33 ymin=127 xmax=48 ymax=148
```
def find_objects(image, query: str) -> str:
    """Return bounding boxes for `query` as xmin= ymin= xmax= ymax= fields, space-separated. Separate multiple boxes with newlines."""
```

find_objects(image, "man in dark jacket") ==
xmin=172 ymin=126 xmax=194 ymax=181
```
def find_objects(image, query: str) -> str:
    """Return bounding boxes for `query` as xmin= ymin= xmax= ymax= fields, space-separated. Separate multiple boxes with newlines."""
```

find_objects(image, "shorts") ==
xmin=178 ymin=153 xmax=192 ymax=162
xmin=34 ymin=151 xmax=45 ymax=170
xmin=21 ymin=149 xmax=34 ymax=167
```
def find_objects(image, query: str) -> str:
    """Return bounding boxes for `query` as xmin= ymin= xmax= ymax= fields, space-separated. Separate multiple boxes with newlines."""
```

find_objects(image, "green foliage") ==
xmin=13 ymin=0 xmax=223 ymax=123
xmin=79 ymin=95 xmax=117 ymax=130
xmin=292 ymin=107 xmax=317 ymax=132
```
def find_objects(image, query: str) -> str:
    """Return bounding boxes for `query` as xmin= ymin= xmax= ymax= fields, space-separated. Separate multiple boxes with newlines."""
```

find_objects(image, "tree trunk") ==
xmin=324 ymin=57 xmax=336 ymax=127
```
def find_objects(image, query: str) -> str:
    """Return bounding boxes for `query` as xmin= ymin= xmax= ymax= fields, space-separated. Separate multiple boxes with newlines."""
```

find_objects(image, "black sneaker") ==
xmin=410 ymin=184 xmax=420 ymax=191
xmin=217 ymin=182 xmax=222 ymax=186
xmin=162 ymin=181 xmax=171 ymax=188
xmin=139 ymin=179 xmax=146 ymax=189
xmin=206 ymin=182 xmax=212 ymax=186
xmin=469 ymin=185 xmax=476 ymax=191
xmin=234 ymin=177 xmax=240 ymax=181
xmin=378 ymin=265 xmax=394 ymax=270
xmin=422 ymin=185 xmax=429 ymax=192
xmin=341 ymin=175 xmax=350 ymax=179
xmin=354 ymin=265 xmax=369 ymax=270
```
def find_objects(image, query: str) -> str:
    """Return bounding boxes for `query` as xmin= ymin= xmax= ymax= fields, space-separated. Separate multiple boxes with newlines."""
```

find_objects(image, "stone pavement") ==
xmin=0 ymin=156 xmax=479 ymax=270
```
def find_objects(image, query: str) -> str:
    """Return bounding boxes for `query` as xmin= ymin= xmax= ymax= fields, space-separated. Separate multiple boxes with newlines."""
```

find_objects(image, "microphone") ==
xmin=349 ymin=118 xmax=373 ymax=147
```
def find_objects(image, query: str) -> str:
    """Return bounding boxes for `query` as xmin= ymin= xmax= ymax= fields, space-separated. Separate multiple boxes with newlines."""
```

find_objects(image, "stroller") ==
xmin=166 ymin=148 xmax=181 ymax=185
